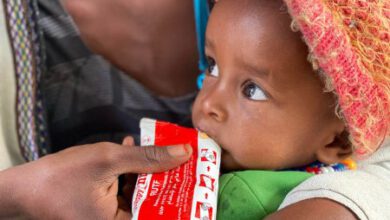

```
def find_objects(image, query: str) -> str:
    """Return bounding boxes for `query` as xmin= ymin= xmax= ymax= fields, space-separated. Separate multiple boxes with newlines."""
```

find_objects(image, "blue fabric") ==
xmin=193 ymin=0 xmax=210 ymax=89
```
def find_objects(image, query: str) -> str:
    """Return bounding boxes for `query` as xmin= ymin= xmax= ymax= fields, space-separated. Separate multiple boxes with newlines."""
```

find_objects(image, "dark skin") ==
xmin=0 ymin=1 xmax=199 ymax=219
xmin=192 ymin=0 xmax=352 ymax=170
xmin=62 ymin=0 xmax=357 ymax=218
xmin=265 ymin=198 xmax=358 ymax=220
xmin=0 ymin=0 xmax=355 ymax=219
xmin=0 ymin=137 xmax=192 ymax=219
xmin=63 ymin=0 xmax=199 ymax=97
xmin=192 ymin=0 xmax=357 ymax=219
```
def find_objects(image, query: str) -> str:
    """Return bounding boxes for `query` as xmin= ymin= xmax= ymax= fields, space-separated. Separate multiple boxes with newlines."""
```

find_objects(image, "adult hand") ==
xmin=0 ymin=137 xmax=192 ymax=219
xmin=61 ymin=0 xmax=199 ymax=97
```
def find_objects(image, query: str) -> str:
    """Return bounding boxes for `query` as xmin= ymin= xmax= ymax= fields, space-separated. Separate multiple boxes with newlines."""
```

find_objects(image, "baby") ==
xmin=192 ymin=0 xmax=388 ymax=171
xmin=190 ymin=0 xmax=389 ymax=218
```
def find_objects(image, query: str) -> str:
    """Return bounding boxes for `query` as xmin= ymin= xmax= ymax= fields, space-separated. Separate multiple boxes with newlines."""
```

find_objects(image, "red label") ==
xmin=133 ymin=119 xmax=220 ymax=220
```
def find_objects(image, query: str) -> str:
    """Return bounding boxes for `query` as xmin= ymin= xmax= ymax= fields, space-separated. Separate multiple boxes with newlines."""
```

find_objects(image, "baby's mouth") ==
xmin=196 ymin=126 xmax=226 ymax=151
xmin=196 ymin=126 xmax=217 ymax=142
xmin=195 ymin=127 xmax=234 ymax=171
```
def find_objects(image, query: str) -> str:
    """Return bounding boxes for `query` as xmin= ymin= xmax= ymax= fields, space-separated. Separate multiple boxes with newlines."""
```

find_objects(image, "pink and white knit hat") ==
xmin=284 ymin=0 xmax=389 ymax=156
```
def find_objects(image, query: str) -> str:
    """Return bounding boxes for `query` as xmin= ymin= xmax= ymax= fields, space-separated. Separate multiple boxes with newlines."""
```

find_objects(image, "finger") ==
xmin=115 ymin=206 xmax=132 ymax=220
xmin=108 ymin=179 xmax=120 ymax=197
xmin=112 ymin=144 xmax=193 ymax=176
xmin=122 ymin=136 xmax=135 ymax=146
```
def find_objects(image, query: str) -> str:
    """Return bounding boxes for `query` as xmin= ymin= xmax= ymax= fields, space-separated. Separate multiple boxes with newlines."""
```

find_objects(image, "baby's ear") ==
xmin=315 ymin=130 xmax=353 ymax=165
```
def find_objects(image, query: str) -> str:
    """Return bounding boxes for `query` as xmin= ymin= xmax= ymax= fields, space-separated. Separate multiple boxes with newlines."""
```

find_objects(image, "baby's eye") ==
xmin=207 ymin=57 xmax=219 ymax=77
xmin=242 ymin=82 xmax=267 ymax=101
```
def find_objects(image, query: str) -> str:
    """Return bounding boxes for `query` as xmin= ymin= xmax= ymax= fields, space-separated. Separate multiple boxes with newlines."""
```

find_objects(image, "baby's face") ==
xmin=192 ymin=0 xmax=345 ymax=170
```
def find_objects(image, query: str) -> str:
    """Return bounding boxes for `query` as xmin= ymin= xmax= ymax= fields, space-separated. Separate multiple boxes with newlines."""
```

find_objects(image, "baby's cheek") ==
xmin=228 ymin=138 xmax=284 ymax=169
xmin=191 ymin=97 xmax=203 ymax=120
xmin=225 ymin=145 xmax=255 ymax=168
xmin=221 ymin=152 xmax=240 ymax=170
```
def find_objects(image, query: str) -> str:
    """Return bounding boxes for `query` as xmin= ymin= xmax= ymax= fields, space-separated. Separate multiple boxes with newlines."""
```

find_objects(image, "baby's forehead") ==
xmin=207 ymin=0 xmax=317 ymax=92
xmin=208 ymin=0 xmax=301 ymax=49
xmin=211 ymin=0 xmax=287 ymax=24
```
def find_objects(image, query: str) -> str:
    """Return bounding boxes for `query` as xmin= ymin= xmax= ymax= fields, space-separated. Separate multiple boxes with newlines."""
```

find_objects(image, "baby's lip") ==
xmin=195 ymin=126 xmax=205 ymax=133
xmin=196 ymin=126 xmax=222 ymax=146
xmin=196 ymin=125 xmax=215 ymax=139
xmin=196 ymin=126 xmax=230 ymax=162
xmin=194 ymin=123 xmax=206 ymax=133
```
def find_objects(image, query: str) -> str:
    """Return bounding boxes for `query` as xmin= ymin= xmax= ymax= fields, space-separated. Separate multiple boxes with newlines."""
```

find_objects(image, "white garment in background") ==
xmin=280 ymin=140 xmax=390 ymax=220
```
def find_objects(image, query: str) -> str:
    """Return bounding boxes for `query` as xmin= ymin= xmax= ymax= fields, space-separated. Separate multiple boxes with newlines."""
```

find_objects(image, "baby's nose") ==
xmin=200 ymin=88 xmax=228 ymax=123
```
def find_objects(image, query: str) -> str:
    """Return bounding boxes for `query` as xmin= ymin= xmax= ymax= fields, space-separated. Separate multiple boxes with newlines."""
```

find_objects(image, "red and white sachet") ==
xmin=132 ymin=118 xmax=221 ymax=220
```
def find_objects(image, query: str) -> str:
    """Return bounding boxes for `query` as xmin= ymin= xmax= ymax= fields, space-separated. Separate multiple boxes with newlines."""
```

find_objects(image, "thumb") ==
xmin=111 ymin=144 xmax=193 ymax=176
xmin=122 ymin=136 xmax=135 ymax=146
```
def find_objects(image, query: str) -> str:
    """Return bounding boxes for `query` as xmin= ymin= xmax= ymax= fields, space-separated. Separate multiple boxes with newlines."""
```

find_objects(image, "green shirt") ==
xmin=218 ymin=170 xmax=313 ymax=220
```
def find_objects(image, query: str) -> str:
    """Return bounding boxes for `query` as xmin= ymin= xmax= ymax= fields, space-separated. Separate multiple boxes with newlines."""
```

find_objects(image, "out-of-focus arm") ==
xmin=265 ymin=198 xmax=357 ymax=220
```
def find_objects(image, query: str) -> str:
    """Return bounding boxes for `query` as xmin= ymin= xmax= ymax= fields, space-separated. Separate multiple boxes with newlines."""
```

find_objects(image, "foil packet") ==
xmin=132 ymin=118 xmax=221 ymax=220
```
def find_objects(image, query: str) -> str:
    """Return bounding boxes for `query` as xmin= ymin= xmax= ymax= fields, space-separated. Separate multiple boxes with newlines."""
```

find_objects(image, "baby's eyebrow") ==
xmin=238 ymin=59 xmax=269 ymax=79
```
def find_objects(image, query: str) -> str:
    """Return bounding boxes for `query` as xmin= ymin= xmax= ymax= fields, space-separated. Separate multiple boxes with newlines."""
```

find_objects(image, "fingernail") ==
xmin=167 ymin=144 xmax=191 ymax=157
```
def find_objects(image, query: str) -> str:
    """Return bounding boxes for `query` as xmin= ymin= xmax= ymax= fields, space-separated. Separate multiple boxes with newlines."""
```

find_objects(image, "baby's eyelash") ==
xmin=242 ymin=81 xmax=268 ymax=101
xmin=207 ymin=57 xmax=215 ymax=71
xmin=206 ymin=57 xmax=219 ymax=77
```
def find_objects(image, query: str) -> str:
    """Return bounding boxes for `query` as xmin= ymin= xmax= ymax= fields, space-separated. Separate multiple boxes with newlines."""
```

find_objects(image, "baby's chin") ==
xmin=220 ymin=151 xmax=246 ymax=172
xmin=195 ymin=128 xmax=245 ymax=171
xmin=207 ymin=138 xmax=248 ymax=171
xmin=220 ymin=150 xmax=288 ymax=172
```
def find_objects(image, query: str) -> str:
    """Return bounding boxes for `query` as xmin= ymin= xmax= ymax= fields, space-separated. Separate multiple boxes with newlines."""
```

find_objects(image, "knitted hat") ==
xmin=283 ymin=0 xmax=389 ymax=156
